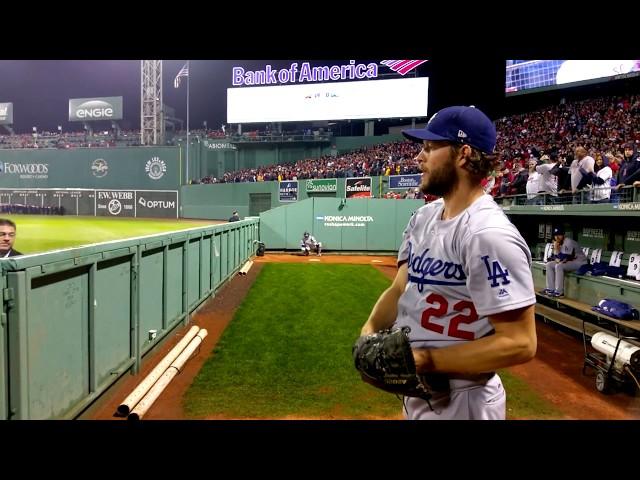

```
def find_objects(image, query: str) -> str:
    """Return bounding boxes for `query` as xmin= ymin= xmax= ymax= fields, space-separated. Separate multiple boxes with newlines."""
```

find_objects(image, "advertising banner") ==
xmin=305 ymin=178 xmax=337 ymax=193
xmin=0 ymin=102 xmax=13 ymax=125
xmin=95 ymin=189 xmax=136 ymax=217
xmin=279 ymin=181 xmax=298 ymax=202
xmin=389 ymin=174 xmax=421 ymax=190
xmin=345 ymin=177 xmax=372 ymax=198
xmin=69 ymin=96 xmax=123 ymax=122
xmin=135 ymin=190 xmax=178 ymax=218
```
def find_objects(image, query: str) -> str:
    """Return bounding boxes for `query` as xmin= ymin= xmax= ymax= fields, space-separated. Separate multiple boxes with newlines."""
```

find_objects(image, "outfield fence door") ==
xmin=249 ymin=193 xmax=272 ymax=217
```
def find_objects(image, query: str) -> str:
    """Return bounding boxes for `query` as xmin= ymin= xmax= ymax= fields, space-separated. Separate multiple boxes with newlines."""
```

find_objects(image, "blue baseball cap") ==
xmin=402 ymin=106 xmax=497 ymax=154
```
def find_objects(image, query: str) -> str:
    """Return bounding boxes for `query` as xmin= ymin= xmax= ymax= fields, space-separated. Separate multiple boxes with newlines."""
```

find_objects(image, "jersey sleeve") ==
xmin=462 ymin=227 xmax=536 ymax=317
xmin=397 ymin=211 xmax=418 ymax=265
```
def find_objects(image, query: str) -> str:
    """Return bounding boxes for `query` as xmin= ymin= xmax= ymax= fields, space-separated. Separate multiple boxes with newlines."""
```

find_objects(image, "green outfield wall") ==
xmin=0 ymin=147 xmax=181 ymax=190
xmin=259 ymin=197 xmax=422 ymax=252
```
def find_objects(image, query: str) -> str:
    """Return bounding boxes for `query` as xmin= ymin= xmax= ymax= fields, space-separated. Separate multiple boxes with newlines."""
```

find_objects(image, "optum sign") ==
xmin=69 ymin=96 xmax=123 ymax=122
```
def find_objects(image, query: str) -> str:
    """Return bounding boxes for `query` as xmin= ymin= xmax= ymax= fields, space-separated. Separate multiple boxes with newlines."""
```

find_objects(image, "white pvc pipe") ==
xmin=128 ymin=329 xmax=208 ymax=421
xmin=239 ymin=260 xmax=254 ymax=276
xmin=117 ymin=325 xmax=200 ymax=416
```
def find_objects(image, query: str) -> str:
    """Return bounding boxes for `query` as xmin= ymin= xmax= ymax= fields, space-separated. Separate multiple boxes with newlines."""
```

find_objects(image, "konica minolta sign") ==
xmin=69 ymin=96 xmax=123 ymax=122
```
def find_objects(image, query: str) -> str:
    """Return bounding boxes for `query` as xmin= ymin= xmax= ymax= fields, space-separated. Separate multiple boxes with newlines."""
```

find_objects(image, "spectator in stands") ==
xmin=581 ymin=154 xmax=613 ymax=203
xmin=535 ymin=155 xmax=558 ymax=204
xmin=610 ymin=153 xmax=622 ymax=176
xmin=0 ymin=219 xmax=22 ymax=257
xmin=550 ymin=153 xmax=572 ymax=203
xmin=404 ymin=188 xmax=416 ymax=199
xmin=615 ymin=142 xmax=640 ymax=192
xmin=481 ymin=170 xmax=496 ymax=195
xmin=228 ymin=211 xmax=240 ymax=222
xmin=525 ymin=159 xmax=542 ymax=205
xmin=542 ymin=226 xmax=588 ymax=298
xmin=509 ymin=161 xmax=528 ymax=203
xmin=571 ymin=146 xmax=595 ymax=193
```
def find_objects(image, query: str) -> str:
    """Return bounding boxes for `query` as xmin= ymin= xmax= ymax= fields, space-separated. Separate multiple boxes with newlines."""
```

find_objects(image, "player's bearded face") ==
xmin=419 ymin=144 xmax=458 ymax=197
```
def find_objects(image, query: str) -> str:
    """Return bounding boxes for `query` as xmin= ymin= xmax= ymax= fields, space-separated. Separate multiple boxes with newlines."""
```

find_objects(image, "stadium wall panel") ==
xmin=0 ymin=219 xmax=259 ymax=419
xmin=0 ymin=147 xmax=181 ymax=190
xmin=259 ymin=197 xmax=422 ymax=251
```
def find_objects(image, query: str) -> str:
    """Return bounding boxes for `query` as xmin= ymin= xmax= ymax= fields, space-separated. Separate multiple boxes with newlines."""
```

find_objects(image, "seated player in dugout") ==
xmin=0 ymin=218 xmax=22 ymax=258
xmin=542 ymin=226 xmax=588 ymax=298
xmin=300 ymin=231 xmax=322 ymax=256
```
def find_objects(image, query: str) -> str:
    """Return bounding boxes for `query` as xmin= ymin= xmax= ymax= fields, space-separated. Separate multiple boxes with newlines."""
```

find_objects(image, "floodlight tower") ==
xmin=141 ymin=60 xmax=164 ymax=145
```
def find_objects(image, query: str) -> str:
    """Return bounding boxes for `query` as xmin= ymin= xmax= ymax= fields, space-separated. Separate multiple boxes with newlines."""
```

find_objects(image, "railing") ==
xmin=493 ymin=185 xmax=640 ymax=206
xmin=229 ymin=133 xmax=333 ymax=143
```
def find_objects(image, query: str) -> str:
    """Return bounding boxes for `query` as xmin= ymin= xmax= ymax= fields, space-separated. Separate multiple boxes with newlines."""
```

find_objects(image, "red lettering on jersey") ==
xmin=421 ymin=293 xmax=447 ymax=333
xmin=420 ymin=295 xmax=479 ymax=340
xmin=449 ymin=300 xmax=478 ymax=340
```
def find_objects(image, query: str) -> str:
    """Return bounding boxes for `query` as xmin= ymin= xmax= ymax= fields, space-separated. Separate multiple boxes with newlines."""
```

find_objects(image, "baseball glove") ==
xmin=352 ymin=326 xmax=449 ymax=401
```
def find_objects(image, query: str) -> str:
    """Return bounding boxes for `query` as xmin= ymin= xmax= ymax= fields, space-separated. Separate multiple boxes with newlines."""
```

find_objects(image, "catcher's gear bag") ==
xmin=353 ymin=326 xmax=449 ymax=402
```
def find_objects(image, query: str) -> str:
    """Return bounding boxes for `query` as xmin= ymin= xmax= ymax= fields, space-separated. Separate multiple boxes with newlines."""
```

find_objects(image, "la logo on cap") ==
xmin=458 ymin=130 xmax=468 ymax=139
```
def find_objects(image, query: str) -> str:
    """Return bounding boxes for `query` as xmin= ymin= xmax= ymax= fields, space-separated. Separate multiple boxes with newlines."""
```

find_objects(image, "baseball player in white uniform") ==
xmin=359 ymin=106 xmax=537 ymax=420
xmin=301 ymin=232 xmax=322 ymax=256
xmin=543 ymin=226 xmax=588 ymax=297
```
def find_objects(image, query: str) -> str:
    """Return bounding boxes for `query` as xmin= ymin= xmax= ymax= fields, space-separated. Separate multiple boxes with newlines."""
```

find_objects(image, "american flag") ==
xmin=174 ymin=63 xmax=189 ymax=88
xmin=380 ymin=60 xmax=428 ymax=75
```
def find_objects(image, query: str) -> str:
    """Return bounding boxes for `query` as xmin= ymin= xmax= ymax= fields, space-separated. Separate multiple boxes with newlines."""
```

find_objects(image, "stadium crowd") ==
xmin=3 ymin=91 xmax=640 ymax=205
xmin=0 ymin=128 xmax=228 ymax=149
xmin=195 ymin=92 xmax=640 ymax=204
xmin=195 ymin=141 xmax=421 ymax=184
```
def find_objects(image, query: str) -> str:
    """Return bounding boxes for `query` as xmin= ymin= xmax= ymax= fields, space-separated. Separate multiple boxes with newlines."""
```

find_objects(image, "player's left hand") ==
xmin=353 ymin=327 xmax=445 ymax=400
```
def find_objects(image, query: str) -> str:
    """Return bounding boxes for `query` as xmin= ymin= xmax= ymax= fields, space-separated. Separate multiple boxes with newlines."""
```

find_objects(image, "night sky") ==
xmin=0 ymin=59 xmax=506 ymax=134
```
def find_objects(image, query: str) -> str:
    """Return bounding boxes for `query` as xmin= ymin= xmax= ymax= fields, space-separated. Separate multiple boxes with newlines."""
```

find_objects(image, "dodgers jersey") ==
xmin=555 ymin=237 xmax=587 ymax=263
xmin=395 ymin=194 xmax=536 ymax=349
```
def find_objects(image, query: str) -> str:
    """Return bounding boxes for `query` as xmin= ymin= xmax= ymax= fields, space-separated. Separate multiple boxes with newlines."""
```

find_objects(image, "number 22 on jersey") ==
xmin=421 ymin=293 xmax=479 ymax=340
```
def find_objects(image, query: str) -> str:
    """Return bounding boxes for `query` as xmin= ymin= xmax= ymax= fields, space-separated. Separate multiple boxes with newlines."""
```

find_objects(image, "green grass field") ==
xmin=184 ymin=263 xmax=564 ymax=419
xmin=2 ymin=215 xmax=219 ymax=254
xmin=184 ymin=263 xmax=402 ymax=419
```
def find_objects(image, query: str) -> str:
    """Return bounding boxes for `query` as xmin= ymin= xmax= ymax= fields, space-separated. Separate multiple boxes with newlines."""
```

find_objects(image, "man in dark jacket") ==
xmin=550 ymin=153 xmax=572 ymax=204
xmin=0 ymin=218 xmax=22 ymax=257
xmin=616 ymin=143 xmax=640 ymax=191
xmin=228 ymin=211 xmax=240 ymax=222
xmin=509 ymin=162 xmax=529 ymax=203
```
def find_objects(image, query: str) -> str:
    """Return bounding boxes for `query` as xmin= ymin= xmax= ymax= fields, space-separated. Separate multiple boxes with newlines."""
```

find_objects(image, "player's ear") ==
xmin=456 ymin=144 xmax=471 ymax=167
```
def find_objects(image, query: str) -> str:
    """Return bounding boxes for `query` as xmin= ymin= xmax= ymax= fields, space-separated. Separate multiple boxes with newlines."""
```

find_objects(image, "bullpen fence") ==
xmin=0 ymin=188 xmax=179 ymax=218
xmin=0 ymin=218 xmax=259 ymax=419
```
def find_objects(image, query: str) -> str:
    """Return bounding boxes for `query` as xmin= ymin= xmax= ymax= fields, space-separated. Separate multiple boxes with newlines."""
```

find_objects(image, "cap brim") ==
xmin=401 ymin=128 xmax=450 ymax=143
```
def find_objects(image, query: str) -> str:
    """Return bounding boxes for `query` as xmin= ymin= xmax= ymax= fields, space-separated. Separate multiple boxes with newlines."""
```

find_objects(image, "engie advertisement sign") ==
xmin=69 ymin=96 xmax=123 ymax=122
